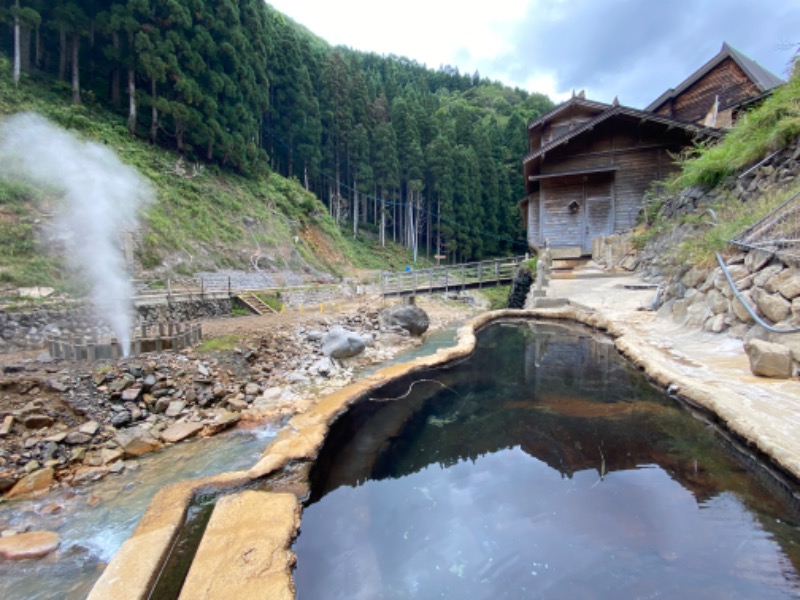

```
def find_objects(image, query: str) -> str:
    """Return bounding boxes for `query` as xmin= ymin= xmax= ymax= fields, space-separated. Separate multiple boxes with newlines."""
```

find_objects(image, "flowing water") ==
xmin=0 ymin=425 xmax=277 ymax=600
xmin=295 ymin=320 xmax=800 ymax=599
xmin=0 ymin=322 xmax=463 ymax=599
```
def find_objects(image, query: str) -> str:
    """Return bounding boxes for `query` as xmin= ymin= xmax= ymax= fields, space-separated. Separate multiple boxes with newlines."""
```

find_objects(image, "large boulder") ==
xmin=321 ymin=326 xmax=366 ymax=359
xmin=379 ymin=304 xmax=430 ymax=336
xmin=744 ymin=339 xmax=794 ymax=379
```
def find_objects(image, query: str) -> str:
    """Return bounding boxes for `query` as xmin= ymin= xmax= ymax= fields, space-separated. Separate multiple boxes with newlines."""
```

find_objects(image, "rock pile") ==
xmin=0 ymin=308 xmax=427 ymax=500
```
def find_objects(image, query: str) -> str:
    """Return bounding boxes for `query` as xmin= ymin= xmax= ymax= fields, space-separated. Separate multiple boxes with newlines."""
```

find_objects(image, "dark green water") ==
xmin=294 ymin=320 xmax=800 ymax=599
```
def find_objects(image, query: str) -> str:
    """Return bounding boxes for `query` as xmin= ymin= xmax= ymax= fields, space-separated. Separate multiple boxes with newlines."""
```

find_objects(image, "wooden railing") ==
xmin=381 ymin=255 xmax=528 ymax=297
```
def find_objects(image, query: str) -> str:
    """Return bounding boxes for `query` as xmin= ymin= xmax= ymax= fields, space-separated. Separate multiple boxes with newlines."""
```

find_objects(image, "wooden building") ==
xmin=521 ymin=44 xmax=782 ymax=256
xmin=646 ymin=43 xmax=784 ymax=129
xmin=521 ymin=97 xmax=719 ymax=255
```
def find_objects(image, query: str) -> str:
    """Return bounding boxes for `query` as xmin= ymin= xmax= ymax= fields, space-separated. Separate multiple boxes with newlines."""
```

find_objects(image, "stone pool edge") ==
xmin=87 ymin=307 xmax=800 ymax=599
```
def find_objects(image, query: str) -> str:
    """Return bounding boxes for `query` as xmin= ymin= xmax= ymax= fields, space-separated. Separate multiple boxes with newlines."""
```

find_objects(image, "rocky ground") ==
xmin=0 ymin=294 xmax=485 ymax=508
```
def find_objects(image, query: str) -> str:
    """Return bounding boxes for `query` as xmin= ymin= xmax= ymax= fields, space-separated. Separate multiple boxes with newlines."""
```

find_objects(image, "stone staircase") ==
xmin=236 ymin=292 xmax=277 ymax=315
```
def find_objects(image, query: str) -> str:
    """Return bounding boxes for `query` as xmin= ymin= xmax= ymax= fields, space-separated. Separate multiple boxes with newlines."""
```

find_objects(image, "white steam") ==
xmin=0 ymin=112 xmax=153 ymax=355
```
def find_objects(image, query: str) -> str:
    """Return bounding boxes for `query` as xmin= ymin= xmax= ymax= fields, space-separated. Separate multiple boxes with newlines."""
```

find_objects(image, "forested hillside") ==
xmin=0 ymin=0 xmax=552 ymax=263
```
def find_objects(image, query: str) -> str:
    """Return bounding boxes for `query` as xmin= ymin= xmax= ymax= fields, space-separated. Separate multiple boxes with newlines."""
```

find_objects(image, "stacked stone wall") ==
xmin=636 ymin=138 xmax=800 ymax=375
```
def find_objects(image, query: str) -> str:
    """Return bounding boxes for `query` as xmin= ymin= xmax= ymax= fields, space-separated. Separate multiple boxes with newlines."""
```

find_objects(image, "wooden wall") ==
xmin=654 ymin=58 xmax=761 ymax=124
xmin=524 ymin=118 xmax=689 ymax=253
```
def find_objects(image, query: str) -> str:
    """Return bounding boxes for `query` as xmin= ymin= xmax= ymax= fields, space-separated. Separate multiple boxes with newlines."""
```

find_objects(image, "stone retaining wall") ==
xmin=592 ymin=137 xmax=800 ymax=376
xmin=0 ymin=298 xmax=231 ymax=354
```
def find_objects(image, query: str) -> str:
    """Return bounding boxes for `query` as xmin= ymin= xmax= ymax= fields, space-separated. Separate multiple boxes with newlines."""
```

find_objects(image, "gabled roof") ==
xmin=645 ymin=42 xmax=784 ymax=113
xmin=527 ymin=96 xmax=609 ymax=130
xmin=523 ymin=98 xmax=721 ymax=165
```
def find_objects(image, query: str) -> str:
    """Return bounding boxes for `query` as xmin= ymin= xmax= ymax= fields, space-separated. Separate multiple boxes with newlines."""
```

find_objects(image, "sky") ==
xmin=266 ymin=0 xmax=798 ymax=109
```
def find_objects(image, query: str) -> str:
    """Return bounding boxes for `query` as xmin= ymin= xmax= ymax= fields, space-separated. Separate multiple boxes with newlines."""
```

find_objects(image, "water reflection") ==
xmin=295 ymin=320 xmax=800 ymax=599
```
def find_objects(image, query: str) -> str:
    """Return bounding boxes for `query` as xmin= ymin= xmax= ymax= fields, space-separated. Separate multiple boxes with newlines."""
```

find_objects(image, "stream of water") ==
xmin=0 ymin=322 xmax=462 ymax=599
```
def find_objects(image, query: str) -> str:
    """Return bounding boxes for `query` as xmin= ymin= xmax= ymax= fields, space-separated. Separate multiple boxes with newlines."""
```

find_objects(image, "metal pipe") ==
xmin=716 ymin=252 xmax=800 ymax=334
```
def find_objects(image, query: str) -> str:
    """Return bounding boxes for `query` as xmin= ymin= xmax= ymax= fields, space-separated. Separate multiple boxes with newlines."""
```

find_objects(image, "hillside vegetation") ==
xmin=0 ymin=54 xmax=425 ymax=293
xmin=0 ymin=0 xmax=553 ymax=268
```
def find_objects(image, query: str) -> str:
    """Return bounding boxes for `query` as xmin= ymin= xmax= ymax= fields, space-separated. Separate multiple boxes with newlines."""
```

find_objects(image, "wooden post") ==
xmin=478 ymin=263 xmax=482 ymax=289
xmin=111 ymin=338 xmax=120 ymax=360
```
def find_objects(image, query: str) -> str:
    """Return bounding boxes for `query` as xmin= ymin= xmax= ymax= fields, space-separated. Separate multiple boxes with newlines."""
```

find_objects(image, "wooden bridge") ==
xmin=381 ymin=255 xmax=529 ymax=297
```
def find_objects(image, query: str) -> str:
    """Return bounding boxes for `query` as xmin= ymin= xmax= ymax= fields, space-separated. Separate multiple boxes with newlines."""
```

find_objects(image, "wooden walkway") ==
xmin=381 ymin=255 xmax=528 ymax=297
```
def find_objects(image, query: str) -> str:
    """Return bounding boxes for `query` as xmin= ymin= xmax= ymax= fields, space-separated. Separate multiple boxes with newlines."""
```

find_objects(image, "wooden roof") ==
xmin=645 ymin=42 xmax=784 ymax=113
xmin=522 ymin=97 xmax=721 ymax=166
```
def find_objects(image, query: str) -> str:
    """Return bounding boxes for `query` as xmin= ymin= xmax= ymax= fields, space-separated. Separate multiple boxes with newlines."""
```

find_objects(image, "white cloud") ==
xmin=266 ymin=0 xmax=798 ymax=106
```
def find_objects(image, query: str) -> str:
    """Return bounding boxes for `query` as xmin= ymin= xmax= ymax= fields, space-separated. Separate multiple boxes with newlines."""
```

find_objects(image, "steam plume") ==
xmin=0 ymin=112 xmax=153 ymax=355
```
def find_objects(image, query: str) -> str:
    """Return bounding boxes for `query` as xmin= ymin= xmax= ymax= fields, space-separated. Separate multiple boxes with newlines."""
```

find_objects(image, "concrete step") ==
xmin=551 ymin=258 xmax=591 ymax=270
xmin=550 ymin=269 xmax=626 ymax=280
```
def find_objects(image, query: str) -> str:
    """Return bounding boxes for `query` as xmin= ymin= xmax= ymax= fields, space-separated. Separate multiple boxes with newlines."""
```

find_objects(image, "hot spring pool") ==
xmin=294 ymin=320 xmax=800 ymax=599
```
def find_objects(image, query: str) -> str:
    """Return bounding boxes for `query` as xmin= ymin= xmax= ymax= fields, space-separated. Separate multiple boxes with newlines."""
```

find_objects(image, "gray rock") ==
xmin=306 ymin=329 xmax=325 ymax=342
xmin=744 ymin=339 xmax=793 ymax=378
xmin=745 ymin=249 xmax=774 ymax=273
xmin=731 ymin=291 xmax=756 ymax=324
xmin=705 ymin=289 xmax=728 ymax=315
xmin=165 ymin=401 xmax=186 ymax=417
xmin=321 ymin=326 xmax=366 ymax=358
xmin=311 ymin=357 xmax=334 ymax=377
xmin=64 ymin=432 xmax=92 ymax=445
xmin=120 ymin=386 xmax=142 ymax=402
xmin=753 ymin=264 xmax=784 ymax=288
xmin=227 ymin=397 xmax=248 ymax=411
xmin=766 ymin=268 xmax=800 ymax=300
xmin=110 ymin=411 xmax=132 ymax=428
xmin=379 ymin=305 xmax=430 ymax=336
xmin=78 ymin=421 xmax=100 ymax=436
xmin=287 ymin=372 xmax=310 ymax=384
xmin=752 ymin=288 xmax=792 ymax=324
xmin=681 ymin=265 xmax=709 ymax=289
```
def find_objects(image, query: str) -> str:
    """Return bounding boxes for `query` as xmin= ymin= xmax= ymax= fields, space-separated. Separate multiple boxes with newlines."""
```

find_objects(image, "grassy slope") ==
xmin=0 ymin=58 xmax=423 ymax=292
xmin=672 ymin=69 xmax=800 ymax=190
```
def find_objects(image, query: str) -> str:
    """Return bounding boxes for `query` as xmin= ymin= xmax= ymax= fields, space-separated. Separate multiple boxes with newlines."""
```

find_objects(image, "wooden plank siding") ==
xmin=526 ymin=194 xmax=541 ymax=248
xmin=541 ymin=179 xmax=584 ymax=247
xmin=654 ymin=57 xmax=761 ymax=124
xmin=525 ymin=120 xmax=689 ymax=253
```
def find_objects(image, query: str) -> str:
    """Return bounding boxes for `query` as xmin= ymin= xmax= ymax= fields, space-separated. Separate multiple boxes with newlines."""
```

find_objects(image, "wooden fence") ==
xmin=381 ymin=255 xmax=528 ymax=297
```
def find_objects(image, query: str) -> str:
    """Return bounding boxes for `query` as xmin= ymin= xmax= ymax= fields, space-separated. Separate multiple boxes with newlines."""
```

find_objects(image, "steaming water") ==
xmin=0 ymin=425 xmax=277 ymax=600
xmin=0 ymin=113 xmax=153 ymax=355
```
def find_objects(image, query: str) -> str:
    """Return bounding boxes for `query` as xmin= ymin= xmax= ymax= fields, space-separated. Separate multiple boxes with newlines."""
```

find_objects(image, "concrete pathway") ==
xmin=542 ymin=270 xmax=800 ymax=482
